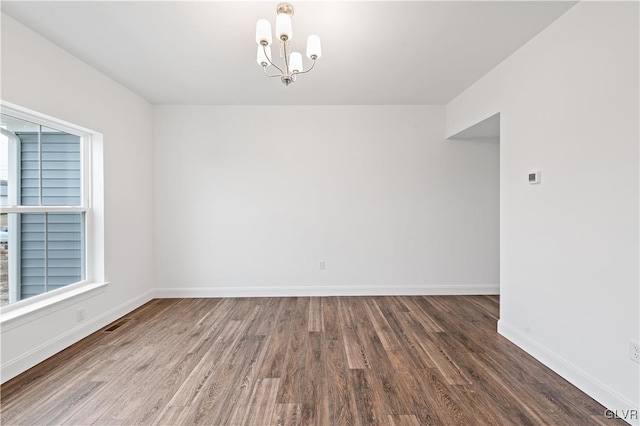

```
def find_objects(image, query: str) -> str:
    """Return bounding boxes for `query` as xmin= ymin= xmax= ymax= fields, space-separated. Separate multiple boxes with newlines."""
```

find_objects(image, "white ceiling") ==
xmin=1 ymin=1 xmax=576 ymax=105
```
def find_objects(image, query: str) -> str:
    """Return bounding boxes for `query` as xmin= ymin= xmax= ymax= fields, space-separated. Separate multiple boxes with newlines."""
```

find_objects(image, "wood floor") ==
xmin=1 ymin=296 xmax=622 ymax=425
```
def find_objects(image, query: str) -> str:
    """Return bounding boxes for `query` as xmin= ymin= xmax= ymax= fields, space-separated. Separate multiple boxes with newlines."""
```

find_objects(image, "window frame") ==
xmin=0 ymin=101 xmax=105 ymax=317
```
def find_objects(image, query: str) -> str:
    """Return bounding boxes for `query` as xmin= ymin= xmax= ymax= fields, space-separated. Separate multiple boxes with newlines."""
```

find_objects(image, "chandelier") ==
xmin=255 ymin=3 xmax=322 ymax=86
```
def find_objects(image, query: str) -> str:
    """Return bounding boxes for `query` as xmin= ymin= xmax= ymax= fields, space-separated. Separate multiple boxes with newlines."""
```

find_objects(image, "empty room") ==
xmin=0 ymin=1 xmax=638 ymax=425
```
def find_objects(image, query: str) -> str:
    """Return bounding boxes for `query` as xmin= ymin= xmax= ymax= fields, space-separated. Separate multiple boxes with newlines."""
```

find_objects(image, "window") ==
xmin=1 ymin=104 xmax=103 ymax=309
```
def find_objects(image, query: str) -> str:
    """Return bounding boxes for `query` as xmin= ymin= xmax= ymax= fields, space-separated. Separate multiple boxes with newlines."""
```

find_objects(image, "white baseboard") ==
xmin=154 ymin=284 xmax=499 ymax=298
xmin=498 ymin=320 xmax=640 ymax=426
xmin=1 ymin=289 xmax=155 ymax=384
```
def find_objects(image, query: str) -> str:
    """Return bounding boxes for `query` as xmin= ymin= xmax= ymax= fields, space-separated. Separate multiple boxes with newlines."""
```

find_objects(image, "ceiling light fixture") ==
xmin=255 ymin=3 xmax=321 ymax=86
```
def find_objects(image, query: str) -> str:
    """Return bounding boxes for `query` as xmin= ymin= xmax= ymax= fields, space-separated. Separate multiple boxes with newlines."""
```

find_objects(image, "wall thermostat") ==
xmin=528 ymin=171 xmax=541 ymax=184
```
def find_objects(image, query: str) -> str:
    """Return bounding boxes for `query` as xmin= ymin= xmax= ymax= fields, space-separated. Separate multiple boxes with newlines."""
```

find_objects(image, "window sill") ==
xmin=0 ymin=281 xmax=109 ymax=331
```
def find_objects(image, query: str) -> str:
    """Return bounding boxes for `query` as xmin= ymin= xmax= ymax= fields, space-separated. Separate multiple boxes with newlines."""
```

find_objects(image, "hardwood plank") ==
xmin=308 ymin=297 xmax=323 ymax=332
xmin=99 ymin=352 xmax=201 ymax=425
xmin=1 ymin=346 xmax=110 ymax=423
xmin=11 ymin=380 xmax=104 ymax=425
xmin=300 ymin=332 xmax=329 ymax=425
xmin=382 ymin=368 xmax=443 ymax=425
xmin=373 ymin=299 xmax=428 ymax=370
xmin=241 ymin=378 xmax=280 ymax=426
xmin=275 ymin=297 xmax=308 ymax=404
xmin=230 ymin=297 xmax=258 ymax=321
xmin=243 ymin=303 xmax=268 ymax=337
xmin=387 ymin=296 xmax=411 ymax=313
xmin=166 ymin=320 xmax=245 ymax=407
xmin=65 ymin=345 xmax=164 ymax=424
xmin=339 ymin=297 xmax=370 ymax=369
xmin=392 ymin=312 xmax=438 ymax=369
xmin=463 ymin=295 xmax=500 ymax=321
xmin=0 ymin=299 xmax=170 ymax=416
xmin=357 ymin=337 xmax=415 ymax=416
xmin=381 ymin=330 xmax=450 ymax=424
xmin=151 ymin=405 xmax=192 ymax=426
xmin=349 ymin=368 xmax=381 ymax=425
xmin=464 ymin=352 xmax=548 ymax=424
xmin=254 ymin=298 xmax=286 ymax=336
xmin=421 ymin=369 xmax=473 ymax=425
xmin=222 ymin=335 xmax=272 ymax=425
xmin=448 ymin=383 xmax=506 ymax=426
xmin=347 ymin=298 xmax=412 ymax=417
xmin=272 ymin=404 xmax=301 ymax=426
xmin=324 ymin=339 xmax=358 ymax=426
xmin=399 ymin=297 xmax=444 ymax=333
xmin=185 ymin=298 xmax=245 ymax=355
xmin=387 ymin=414 xmax=420 ymax=426
xmin=68 ymin=301 xmax=243 ymax=425
xmin=184 ymin=335 xmax=267 ymax=425
xmin=320 ymin=296 xmax=342 ymax=341
xmin=412 ymin=331 xmax=472 ymax=386
xmin=258 ymin=297 xmax=296 ymax=379
xmin=364 ymin=298 xmax=402 ymax=352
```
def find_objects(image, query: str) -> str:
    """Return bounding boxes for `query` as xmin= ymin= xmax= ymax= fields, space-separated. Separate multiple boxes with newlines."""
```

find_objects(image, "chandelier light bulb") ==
xmin=289 ymin=52 xmax=303 ymax=73
xmin=306 ymin=35 xmax=321 ymax=59
xmin=255 ymin=19 xmax=273 ymax=46
xmin=275 ymin=13 xmax=292 ymax=41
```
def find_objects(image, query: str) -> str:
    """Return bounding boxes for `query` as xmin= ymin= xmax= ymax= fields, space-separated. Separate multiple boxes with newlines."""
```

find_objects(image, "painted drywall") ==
xmin=1 ymin=14 xmax=155 ymax=382
xmin=447 ymin=1 xmax=639 ymax=416
xmin=153 ymin=105 xmax=499 ymax=297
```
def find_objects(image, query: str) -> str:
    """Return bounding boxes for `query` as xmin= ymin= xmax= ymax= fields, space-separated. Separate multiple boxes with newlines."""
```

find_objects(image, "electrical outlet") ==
xmin=76 ymin=308 xmax=85 ymax=323
xmin=630 ymin=341 xmax=640 ymax=364
xmin=319 ymin=260 xmax=325 ymax=271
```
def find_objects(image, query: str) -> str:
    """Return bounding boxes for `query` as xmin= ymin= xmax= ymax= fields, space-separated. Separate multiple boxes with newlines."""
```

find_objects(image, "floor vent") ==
xmin=103 ymin=318 xmax=132 ymax=332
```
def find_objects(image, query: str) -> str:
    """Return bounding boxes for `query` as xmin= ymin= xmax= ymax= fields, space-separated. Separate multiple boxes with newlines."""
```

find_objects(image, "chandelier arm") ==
xmin=282 ymin=39 xmax=291 ymax=78
xmin=293 ymin=59 xmax=316 ymax=75
xmin=262 ymin=66 xmax=282 ymax=78
xmin=263 ymin=44 xmax=285 ymax=75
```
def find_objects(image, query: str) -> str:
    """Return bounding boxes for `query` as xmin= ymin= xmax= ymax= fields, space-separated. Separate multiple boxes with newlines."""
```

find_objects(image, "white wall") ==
xmin=447 ymin=1 xmax=639 ymax=415
xmin=153 ymin=105 xmax=499 ymax=297
xmin=1 ymin=14 xmax=155 ymax=381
